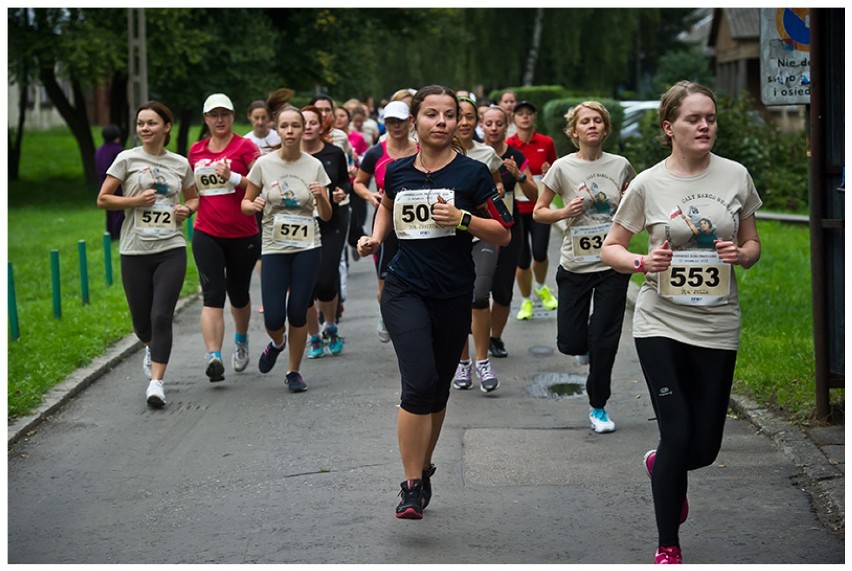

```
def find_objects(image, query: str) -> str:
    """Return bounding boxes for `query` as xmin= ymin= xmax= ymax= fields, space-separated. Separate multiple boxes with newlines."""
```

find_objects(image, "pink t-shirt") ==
xmin=348 ymin=130 xmax=368 ymax=159
xmin=189 ymin=134 xmax=261 ymax=238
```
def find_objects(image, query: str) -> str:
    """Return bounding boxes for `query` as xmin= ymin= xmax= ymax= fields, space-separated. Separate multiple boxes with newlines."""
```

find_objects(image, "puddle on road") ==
xmin=527 ymin=372 xmax=587 ymax=400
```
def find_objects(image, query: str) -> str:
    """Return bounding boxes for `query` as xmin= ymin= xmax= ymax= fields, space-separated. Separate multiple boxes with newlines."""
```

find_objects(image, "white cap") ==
xmin=383 ymin=101 xmax=410 ymax=121
xmin=203 ymin=93 xmax=234 ymax=114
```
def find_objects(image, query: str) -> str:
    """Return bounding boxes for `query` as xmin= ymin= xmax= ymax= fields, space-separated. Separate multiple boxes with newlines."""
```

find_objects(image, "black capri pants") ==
xmin=313 ymin=207 xmax=350 ymax=303
xmin=381 ymin=272 xmax=472 ymax=415
xmin=516 ymin=210 xmax=550 ymax=269
xmin=491 ymin=215 xmax=523 ymax=306
xmin=192 ymin=228 xmax=260 ymax=309
xmin=471 ymin=240 xmax=499 ymax=310
xmin=120 ymin=247 xmax=186 ymax=364
xmin=261 ymin=248 xmax=322 ymax=330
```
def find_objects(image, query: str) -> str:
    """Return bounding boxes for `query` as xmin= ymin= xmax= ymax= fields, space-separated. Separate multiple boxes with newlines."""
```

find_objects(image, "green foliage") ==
xmin=620 ymin=93 xmax=809 ymax=213
xmin=649 ymin=46 xmax=714 ymax=98
xmin=542 ymin=97 xmax=626 ymax=157
xmin=487 ymin=85 xmax=571 ymax=134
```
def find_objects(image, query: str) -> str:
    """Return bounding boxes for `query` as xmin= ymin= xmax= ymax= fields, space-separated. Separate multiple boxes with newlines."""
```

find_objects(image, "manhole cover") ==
xmin=527 ymin=372 xmax=587 ymax=399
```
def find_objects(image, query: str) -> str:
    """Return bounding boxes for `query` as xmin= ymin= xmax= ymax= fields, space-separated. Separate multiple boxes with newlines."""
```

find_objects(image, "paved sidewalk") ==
xmin=7 ymin=228 xmax=844 ymax=564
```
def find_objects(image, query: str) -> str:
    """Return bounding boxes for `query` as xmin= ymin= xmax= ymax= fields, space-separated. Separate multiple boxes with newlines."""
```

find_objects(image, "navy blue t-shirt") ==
xmin=384 ymin=152 xmax=499 ymax=299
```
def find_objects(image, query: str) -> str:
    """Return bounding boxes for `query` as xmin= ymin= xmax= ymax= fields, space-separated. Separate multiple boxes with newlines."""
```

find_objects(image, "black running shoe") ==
xmin=489 ymin=337 xmax=508 ymax=358
xmin=421 ymin=464 xmax=436 ymax=509
xmin=285 ymin=371 xmax=307 ymax=393
xmin=258 ymin=341 xmax=284 ymax=374
xmin=395 ymin=479 xmax=424 ymax=519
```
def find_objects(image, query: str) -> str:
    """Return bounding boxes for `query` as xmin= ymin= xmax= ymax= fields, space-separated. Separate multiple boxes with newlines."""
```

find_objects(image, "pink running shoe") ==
xmin=654 ymin=545 xmax=683 ymax=564
xmin=643 ymin=450 xmax=689 ymax=523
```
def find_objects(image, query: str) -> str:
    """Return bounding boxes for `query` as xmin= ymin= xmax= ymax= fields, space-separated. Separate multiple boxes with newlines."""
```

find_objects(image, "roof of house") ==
xmin=708 ymin=8 xmax=760 ymax=46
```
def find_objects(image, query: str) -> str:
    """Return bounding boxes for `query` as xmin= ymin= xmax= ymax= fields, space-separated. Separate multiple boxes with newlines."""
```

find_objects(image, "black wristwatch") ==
xmin=457 ymin=210 xmax=472 ymax=231
xmin=518 ymin=173 xmax=527 ymax=183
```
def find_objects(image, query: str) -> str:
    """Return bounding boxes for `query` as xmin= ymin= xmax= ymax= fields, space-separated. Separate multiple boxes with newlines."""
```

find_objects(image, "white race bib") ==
xmin=135 ymin=201 xmax=177 ymax=237
xmin=393 ymin=189 xmax=456 ymax=240
xmin=658 ymin=250 xmax=731 ymax=306
xmin=570 ymin=222 xmax=610 ymax=262
xmin=272 ymin=213 xmax=315 ymax=249
xmin=195 ymin=164 xmax=234 ymax=196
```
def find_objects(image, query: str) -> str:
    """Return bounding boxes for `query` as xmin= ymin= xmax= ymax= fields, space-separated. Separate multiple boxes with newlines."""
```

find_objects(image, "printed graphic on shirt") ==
xmin=569 ymin=176 xmax=620 ymax=262
xmin=659 ymin=195 xmax=739 ymax=306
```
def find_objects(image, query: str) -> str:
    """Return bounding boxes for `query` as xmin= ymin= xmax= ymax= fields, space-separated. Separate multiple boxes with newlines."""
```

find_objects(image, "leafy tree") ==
xmin=8 ymin=8 xmax=125 ymax=184
xmin=651 ymin=46 xmax=715 ymax=97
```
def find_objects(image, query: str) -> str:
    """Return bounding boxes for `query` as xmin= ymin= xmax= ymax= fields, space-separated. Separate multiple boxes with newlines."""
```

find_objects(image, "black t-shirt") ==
xmin=498 ymin=145 xmax=528 ymax=196
xmin=384 ymin=152 xmax=498 ymax=298
xmin=311 ymin=142 xmax=351 ymax=220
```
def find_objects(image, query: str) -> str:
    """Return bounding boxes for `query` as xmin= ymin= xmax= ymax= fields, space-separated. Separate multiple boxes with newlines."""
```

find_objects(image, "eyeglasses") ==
xmin=206 ymin=111 xmax=232 ymax=120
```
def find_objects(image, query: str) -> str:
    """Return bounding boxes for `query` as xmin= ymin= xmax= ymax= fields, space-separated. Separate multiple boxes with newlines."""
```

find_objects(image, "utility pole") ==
xmin=127 ymin=8 xmax=148 ymax=147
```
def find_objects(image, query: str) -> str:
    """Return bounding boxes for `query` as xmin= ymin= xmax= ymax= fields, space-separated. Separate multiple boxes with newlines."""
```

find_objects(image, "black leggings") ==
xmin=261 ymin=249 xmax=322 ymax=330
xmin=381 ymin=272 xmax=472 ymax=415
xmin=556 ymin=267 xmax=630 ymax=409
xmin=635 ymin=336 xmax=737 ymax=547
xmin=120 ymin=248 xmax=186 ymax=364
xmin=192 ymin=229 xmax=260 ymax=309
xmin=516 ymin=211 xmax=550 ymax=269
xmin=313 ymin=208 xmax=350 ymax=303
xmin=471 ymin=240 xmax=499 ymax=310
xmin=372 ymin=206 xmax=398 ymax=280
xmin=491 ymin=215 xmax=523 ymax=306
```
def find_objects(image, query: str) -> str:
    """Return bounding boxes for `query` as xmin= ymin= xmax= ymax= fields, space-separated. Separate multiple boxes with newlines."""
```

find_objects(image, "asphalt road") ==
xmin=7 ymin=230 xmax=844 ymax=565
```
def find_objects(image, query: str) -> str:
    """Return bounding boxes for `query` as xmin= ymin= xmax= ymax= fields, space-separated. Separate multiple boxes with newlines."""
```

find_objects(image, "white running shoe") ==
xmin=377 ymin=316 xmax=390 ymax=343
xmin=232 ymin=341 xmax=250 ymax=372
xmin=475 ymin=359 xmax=500 ymax=393
xmin=143 ymin=346 xmax=152 ymax=380
xmin=146 ymin=380 xmax=166 ymax=408
xmin=452 ymin=361 xmax=473 ymax=390
xmin=575 ymin=352 xmax=590 ymax=366
xmin=589 ymin=408 xmax=616 ymax=433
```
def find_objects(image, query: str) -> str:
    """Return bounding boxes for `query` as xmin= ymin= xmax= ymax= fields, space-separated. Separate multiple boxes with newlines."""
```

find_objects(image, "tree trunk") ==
xmin=522 ymin=8 xmax=544 ymax=86
xmin=39 ymin=66 xmax=97 ymax=185
xmin=8 ymin=74 xmax=29 ymax=181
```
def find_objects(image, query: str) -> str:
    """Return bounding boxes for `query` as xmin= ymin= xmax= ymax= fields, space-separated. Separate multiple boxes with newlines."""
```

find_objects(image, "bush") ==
xmin=542 ymin=97 xmax=626 ymax=157
xmin=486 ymin=85 xmax=570 ymax=133
xmin=620 ymin=92 xmax=808 ymax=213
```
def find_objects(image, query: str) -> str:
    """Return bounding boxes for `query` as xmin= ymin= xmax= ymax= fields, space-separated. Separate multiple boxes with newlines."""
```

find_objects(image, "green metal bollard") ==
xmin=9 ymin=262 xmax=20 ymax=340
xmin=78 ymin=240 xmax=89 ymax=305
xmin=103 ymin=232 xmax=113 ymax=286
xmin=51 ymin=249 xmax=61 ymax=319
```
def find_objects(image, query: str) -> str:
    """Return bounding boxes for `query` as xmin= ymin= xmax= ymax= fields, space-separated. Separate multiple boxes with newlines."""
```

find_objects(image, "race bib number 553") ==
xmin=658 ymin=250 xmax=731 ymax=306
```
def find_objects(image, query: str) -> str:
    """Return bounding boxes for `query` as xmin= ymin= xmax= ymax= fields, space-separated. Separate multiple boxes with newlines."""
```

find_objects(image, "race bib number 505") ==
xmin=393 ymin=189 xmax=456 ymax=240
xmin=658 ymin=250 xmax=731 ymax=306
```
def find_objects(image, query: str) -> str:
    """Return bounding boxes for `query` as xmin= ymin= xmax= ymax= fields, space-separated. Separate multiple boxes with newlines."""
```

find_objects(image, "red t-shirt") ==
xmin=189 ymin=134 xmax=261 ymax=238
xmin=507 ymin=131 xmax=557 ymax=214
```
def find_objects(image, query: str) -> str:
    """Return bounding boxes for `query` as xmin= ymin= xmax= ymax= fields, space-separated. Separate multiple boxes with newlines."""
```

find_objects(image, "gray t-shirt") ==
xmin=246 ymin=151 xmax=332 ymax=255
xmin=107 ymin=147 xmax=195 ymax=256
xmin=542 ymin=152 xmax=635 ymax=273
xmin=613 ymin=153 xmax=762 ymax=350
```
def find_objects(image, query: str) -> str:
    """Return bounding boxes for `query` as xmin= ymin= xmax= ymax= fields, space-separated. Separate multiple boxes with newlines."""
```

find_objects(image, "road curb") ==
xmin=7 ymin=292 xmax=200 ymax=449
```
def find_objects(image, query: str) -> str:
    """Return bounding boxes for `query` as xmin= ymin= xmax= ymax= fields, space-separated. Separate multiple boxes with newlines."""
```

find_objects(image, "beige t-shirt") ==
xmin=542 ymin=152 xmax=635 ymax=273
xmin=107 ymin=147 xmax=195 ymax=256
xmin=466 ymin=141 xmax=504 ymax=174
xmin=246 ymin=151 xmax=332 ymax=255
xmin=613 ymin=153 xmax=762 ymax=350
